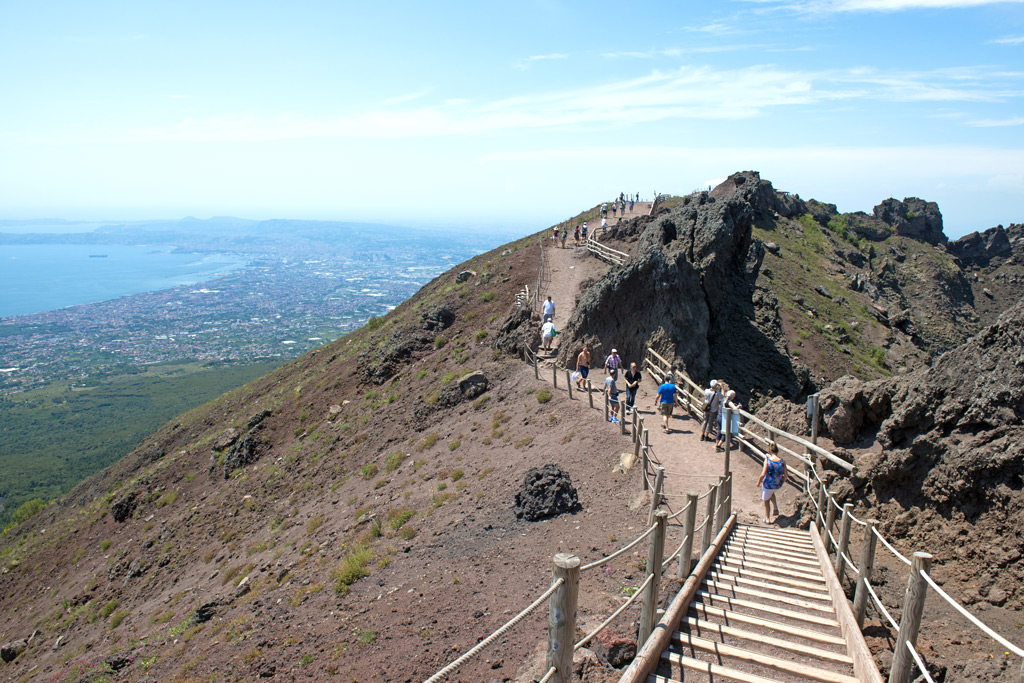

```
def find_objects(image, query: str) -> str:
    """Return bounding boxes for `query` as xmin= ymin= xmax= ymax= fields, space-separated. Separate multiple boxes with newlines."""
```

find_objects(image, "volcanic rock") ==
xmin=514 ymin=464 xmax=580 ymax=521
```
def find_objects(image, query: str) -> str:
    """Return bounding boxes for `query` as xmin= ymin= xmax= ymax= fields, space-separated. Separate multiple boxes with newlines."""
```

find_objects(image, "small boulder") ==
xmin=213 ymin=428 xmax=241 ymax=451
xmin=1 ymin=639 xmax=26 ymax=663
xmin=458 ymin=371 xmax=488 ymax=399
xmin=110 ymin=493 xmax=137 ymax=523
xmin=514 ymin=464 xmax=580 ymax=521
xmin=455 ymin=270 xmax=475 ymax=283
xmin=764 ymin=241 xmax=780 ymax=255
xmin=328 ymin=404 xmax=343 ymax=420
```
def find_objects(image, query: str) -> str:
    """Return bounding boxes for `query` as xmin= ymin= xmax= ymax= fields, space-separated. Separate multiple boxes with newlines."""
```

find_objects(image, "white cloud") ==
xmin=990 ymin=35 xmax=1024 ymax=44
xmin=514 ymin=53 xmax=568 ymax=70
xmin=754 ymin=0 xmax=1024 ymax=12
xmin=967 ymin=116 xmax=1024 ymax=126
xmin=18 ymin=63 xmax=1022 ymax=144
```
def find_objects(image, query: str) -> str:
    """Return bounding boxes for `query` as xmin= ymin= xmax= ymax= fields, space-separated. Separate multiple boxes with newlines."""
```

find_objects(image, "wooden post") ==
xmin=648 ymin=467 xmax=665 ymax=527
xmin=853 ymin=519 xmax=879 ymax=629
xmin=619 ymin=400 xmax=627 ymax=435
xmin=603 ymin=390 xmax=609 ymax=421
xmin=633 ymin=427 xmax=642 ymax=469
xmin=700 ymin=483 xmax=718 ymax=558
xmin=587 ymin=380 xmax=594 ymax=408
xmin=714 ymin=476 xmax=727 ymax=534
xmin=552 ymin=363 xmax=558 ymax=388
xmin=835 ymin=503 xmax=853 ymax=579
xmin=547 ymin=553 xmax=580 ymax=683
xmin=815 ymin=484 xmax=826 ymax=532
xmin=723 ymin=406 xmax=732 ymax=476
xmin=677 ymin=492 xmax=698 ymax=579
xmin=632 ymin=410 xmax=639 ymax=443
xmin=638 ymin=510 xmax=668 ymax=647
xmin=533 ymin=351 xmax=539 ymax=380
xmin=889 ymin=552 xmax=933 ymax=683
xmin=722 ymin=473 xmax=733 ymax=521
xmin=643 ymin=428 xmax=649 ymax=453
xmin=565 ymin=370 xmax=572 ymax=400
xmin=824 ymin=498 xmax=837 ymax=557
xmin=641 ymin=441 xmax=650 ymax=491
xmin=810 ymin=393 xmax=820 ymax=446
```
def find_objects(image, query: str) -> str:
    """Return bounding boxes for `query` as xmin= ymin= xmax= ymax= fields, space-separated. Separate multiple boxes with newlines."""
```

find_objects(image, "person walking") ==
xmin=701 ymin=380 xmax=720 ymax=441
xmin=605 ymin=371 xmax=620 ymax=422
xmin=560 ymin=227 xmax=567 ymax=249
xmin=575 ymin=346 xmax=591 ymax=390
xmin=655 ymin=376 xmax=678 ymax=433
xmin=604 ymin=348 xmax=622 ymax=378
xmin=542 ymin=296 xmax=555 ymax=323
xmin=757 ymin=442 xmax=786 ymax=524
xmin=715 ymin=390 xmax=742 ymax=451
xmin=581 ymin=222 xmax=588 ymax=241
xmin=623 ymin=362 xmax=641 ymax=415
xmin=703 ymin=380 xmax=723 ymax=441
xmin=541 ymin=319 xmax=555 ymax=351
xmin=573 ymin=224 xmax=580 ymax=247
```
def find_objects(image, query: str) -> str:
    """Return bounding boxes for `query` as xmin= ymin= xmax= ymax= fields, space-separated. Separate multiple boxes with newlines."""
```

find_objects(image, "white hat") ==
xmin=710 ymin=379 xmax=719 ymax=387
xmin=611 ymin=348 xmax=618 ymax=353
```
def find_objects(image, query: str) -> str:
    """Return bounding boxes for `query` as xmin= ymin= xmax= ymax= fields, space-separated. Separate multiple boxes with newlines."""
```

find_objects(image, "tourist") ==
xmin=542 ymin=296 xmax=555 ymax=323
xmin=575 ymin=345 xmax=591 ymax=390
xmin=655 ymin=375 xmax=678 ymax=433
xmin=623 ymin=362 xmax=641 ymax=415
xmin=604 ymin=348 xmax=622 ymax=378
xmin=701 ymin=380 xmax=720 ymax=441
xmin=666 ymin=363 xmax=677 ymax=385
xmin=757 ymin=442 xmax=786 ymax=524
xmin=715 ymin=390 xmax=742 ymax=451
xmin=552 ymin=226 xmax=558 ymax=243
xmin=541 ymin=319 xmax=555 ymax=351
xmin=612 ymin=203 xmax=617 ymax=217
xmin=605 ymin=372 xmax=620 ymax=422
xmin=601 ymin=203 xmax=607 ymax=217
xmin=574 ymin=225 xmax=580 ymax=246
xmin=581 ymin=222 xmax=588 ymax=240
xmin=560 ymin=227 xmax=567 ymax=249
xmin=600 ymin=217 xmax=607 ymax=232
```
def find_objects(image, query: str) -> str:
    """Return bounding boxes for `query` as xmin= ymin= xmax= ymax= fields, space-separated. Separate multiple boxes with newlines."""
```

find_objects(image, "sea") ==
xmin=0 ymin=244 xmax=246 ymax=319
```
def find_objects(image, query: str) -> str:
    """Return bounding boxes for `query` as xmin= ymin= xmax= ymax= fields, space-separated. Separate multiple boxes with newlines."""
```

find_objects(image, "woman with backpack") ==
xmin=757 ymin=442 xmax=786 ymax=524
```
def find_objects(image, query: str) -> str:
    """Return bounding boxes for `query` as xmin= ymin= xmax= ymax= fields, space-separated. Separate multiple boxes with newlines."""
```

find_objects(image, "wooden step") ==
xmin=733 ymin=529 xmax=815 ymax=550
xmin=705 ymin=569 xmax=832 ymax=601
xmin=734 ymin=524 xmax=812 ymax=540
xmin=724 ymin=537 xmax=819 ymax=560
xmin=702 ymin=579 xmax=835 ymax=613
xmin=710 ymin=563 xmax=828 ymax=592
xmin=688 ymin=603 xmax=846 ymax=646
xmin=695 ymin=591 xmax=840 ymax=627
xmin=678 ymin=618 xmax=853 ymax=665
xmin=721 ymin=543 xmax=821 ymax=569
xmin=667 ymin=636 xmax=859 ymax=683
xmin=715 ymin=555 xmax=826 ymax=584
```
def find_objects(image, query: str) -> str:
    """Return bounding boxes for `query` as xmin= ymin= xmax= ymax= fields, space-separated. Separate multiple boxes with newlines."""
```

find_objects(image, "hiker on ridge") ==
xmin=623 ymin=362 xmax=641 ymax=415
xmin=604 ymin=348 xmax=622 ymax=378
xmin=542 ymin=296 xmax=555 ymax=323
xmin=575 ymin=345 xmax=591 ymax=390
xmin=656 ymin=375 xmax=678 ymax=433
xmin=701 ymin=379 xmax=721 ymax=441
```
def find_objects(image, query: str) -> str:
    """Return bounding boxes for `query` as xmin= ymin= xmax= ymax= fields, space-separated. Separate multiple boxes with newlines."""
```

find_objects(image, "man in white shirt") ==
xmin=542 ymin=296 xmax=555 ymax=323
xmin=541 ymin=320 xmax=555 ymax=351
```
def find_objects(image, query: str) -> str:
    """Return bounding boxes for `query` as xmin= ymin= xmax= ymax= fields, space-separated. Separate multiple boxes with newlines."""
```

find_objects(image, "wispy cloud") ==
xmin=967 ymin=116 xmax=1024 ymax=126
xmin=990 ymin=35 xmax=1024 ymax=44
xmin=24 ymin=63 xmax=1022 ymax=144
xmin=751 ymin=0 xmax=1024 ymax=12
xmin=603 ymin=45 xmax=752 ymax=59
xmin=514 ymin=53 xmax=568 ymax=70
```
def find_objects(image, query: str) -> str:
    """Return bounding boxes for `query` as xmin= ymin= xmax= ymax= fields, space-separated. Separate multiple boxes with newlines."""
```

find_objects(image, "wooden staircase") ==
xmin=625 ymin=522 xmax=882 ymax=683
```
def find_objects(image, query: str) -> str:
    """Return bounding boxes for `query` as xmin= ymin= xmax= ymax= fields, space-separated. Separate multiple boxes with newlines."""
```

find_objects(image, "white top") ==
xmin=542 ymin=300 xmax=555 ymax=316
xmin=541 ymin=321 xmax=555 ymax=338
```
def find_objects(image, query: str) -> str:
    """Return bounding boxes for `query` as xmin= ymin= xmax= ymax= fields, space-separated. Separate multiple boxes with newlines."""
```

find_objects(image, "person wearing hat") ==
xmin=701 ymin=380 xmax=722 ymax=441
xmin=604 ymin=348 xmax=622 ymax=378
xmin=715 ymin=390 xmax=742 ymax=451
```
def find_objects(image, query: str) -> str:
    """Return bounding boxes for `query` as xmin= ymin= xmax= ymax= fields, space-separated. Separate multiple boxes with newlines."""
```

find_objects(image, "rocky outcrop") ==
xmin=873 ymin=197 xmax=946 ymax=245
xmin=493 ymin=306 xmax=540 ymax=356
xmin=558 ymin=171 xmax=812 ymax=403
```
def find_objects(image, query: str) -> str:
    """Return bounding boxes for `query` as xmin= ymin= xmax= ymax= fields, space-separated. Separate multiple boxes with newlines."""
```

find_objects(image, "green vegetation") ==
xmin=358 ymin=462 xmax=378 ymax=480
xmin=535 ymin=388 xmax=553 ymax=404
xmin=0 ymin=359 xmax=282 ymax=526
xmin=365 ymin=316 xmax=385 ymax=331
xmin=384 ymin=451 xmax=407 ymax=473
xmin=388 ymin=508 xmax=416 ymax=531
xmin=12 ymin=498 xmax=46 ymax=525
xmin=332 ymin=546 xmax=373 ymax=595
xmin=481 ymin=291 xmax=498 ymax=302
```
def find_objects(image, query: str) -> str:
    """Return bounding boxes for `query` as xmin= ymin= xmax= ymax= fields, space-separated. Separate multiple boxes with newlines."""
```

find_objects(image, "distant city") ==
xmin=0 ymin=217 xmax=521 ymax=394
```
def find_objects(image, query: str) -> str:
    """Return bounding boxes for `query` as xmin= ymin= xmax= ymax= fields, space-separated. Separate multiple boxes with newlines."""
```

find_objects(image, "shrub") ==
xmin=481 ymin=291 xmax=498 ymax=302
xmin=434 ymin=335 xmax=449 ymax=349
xmin=365 ymin=316 xmax=384 ymax=331
xmin=448 ymin=440 xmax=461 ymax=452
xmin=399 ymin=527 xmax=417 ymax=540
xmin=869 ymin=346 xmax=887 ymax=367
xmin=110 ymin=610 xmax=128 ymax=628
xmin=156 ymin=490 xmax=178 ymax=507
xmin=388 ymin=508 xmax=416 ymax=531
xmin=13 ymin=498 xmax=46 ymax=524
xmin=385 ymin=451 xmax=407 ymax=473
xmin=474 ymin=329 xmax=488 ymax=342
xmin=451 ymin=470 xmax=464 ymax=482
xmin=307 ymin=514 xmax=325 ymax=534
xmin=359 ymin=462 xmax=378 ymax=480
xmin=101 ymin=599 xmax=120 ymax=619
xmin=333 ymin=546 xmax=373 ymax=595
xmin=100 ymin=539 xmax=112 ymax=552
xmin=536 ymin=388 xmax=553 ymax=404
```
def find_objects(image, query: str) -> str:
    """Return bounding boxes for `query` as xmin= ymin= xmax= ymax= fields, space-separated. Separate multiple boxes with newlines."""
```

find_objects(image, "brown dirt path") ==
xmin=535 ymin=235 xmax=805 ymax=529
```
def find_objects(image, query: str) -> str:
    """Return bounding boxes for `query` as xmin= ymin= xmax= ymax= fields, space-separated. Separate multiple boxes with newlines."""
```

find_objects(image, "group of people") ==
xmin=539 ymin=305 xmax=787 ymax=524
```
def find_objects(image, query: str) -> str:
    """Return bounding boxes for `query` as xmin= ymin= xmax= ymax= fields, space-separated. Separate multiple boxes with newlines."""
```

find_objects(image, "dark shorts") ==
xmin=578 ymin=366 xmax=589 ymax=379
xmin=660 ymin=403 xmax=674 ymax=416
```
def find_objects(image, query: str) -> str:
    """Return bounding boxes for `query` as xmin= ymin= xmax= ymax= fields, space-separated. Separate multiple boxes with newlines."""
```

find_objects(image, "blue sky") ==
xmin=1 ymin=0 xmax=1022 ymax=237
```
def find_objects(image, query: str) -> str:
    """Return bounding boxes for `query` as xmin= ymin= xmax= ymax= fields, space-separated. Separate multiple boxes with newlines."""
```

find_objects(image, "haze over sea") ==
xmin=0 ymin=244 xmax=245 ymax=318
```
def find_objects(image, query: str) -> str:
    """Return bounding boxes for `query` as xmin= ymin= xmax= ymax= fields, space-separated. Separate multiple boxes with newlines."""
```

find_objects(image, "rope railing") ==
xmin=422 ymin=578 xmax=564 ymax=683
xmin=537 ymin=666 xmax=558 ymax=683
xmin=873 ymin=526 xmax=912 ymax=566
xmin=574 ymin=573 xmax=654 ymax=650
xmin=907 ymin=641 xmax=936 ymax=683
xmin=865 ymin=580 xmax=900 ymax=631
xmin=580 ymin=524 xmax=656 ymax=572
xmin=919 ymin=571 xmax=1024 ymax=658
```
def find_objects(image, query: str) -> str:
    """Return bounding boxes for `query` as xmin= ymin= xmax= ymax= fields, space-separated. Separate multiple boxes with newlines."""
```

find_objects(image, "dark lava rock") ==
xmin=1 ymin=639 xmax=26 ymax=663
xmin=247 ymin=410 xmax=271 ymax=430
xmin=873 ymin=197 xmax=946 ymax=245
xmin=223 ymin=428 xmax=265 ymax=479
xmin=421 ymin=305 xmax=456 ymax=332
xmin=105 ymin=653 xmax=132 ymax=672
xmin=192 ymin=601 xmax=220 ymax=624
xmin=493 ymin=306 xmax=541 ymax=356
xmin=455 ymin=270 xmax=474 ymax=283
xmin=593 ymin=629 xmax=636 ymax=668
xmin=363 ymin=329 xmax=430 ymax=385
xmin=514 ymin=464 xmax=580 ymax=521
xmin=110 ymin=493 xmax=137 ymax=523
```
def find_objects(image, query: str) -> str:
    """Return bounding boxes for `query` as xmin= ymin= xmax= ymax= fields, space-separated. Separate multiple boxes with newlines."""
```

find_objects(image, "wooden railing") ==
xmin=585 ymin=235 xmax=628 ymax=266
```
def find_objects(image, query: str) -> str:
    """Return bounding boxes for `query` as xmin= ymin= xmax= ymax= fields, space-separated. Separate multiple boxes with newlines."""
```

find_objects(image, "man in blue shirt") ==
xmin=655 ymin=378 xmax=678 ymax=433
